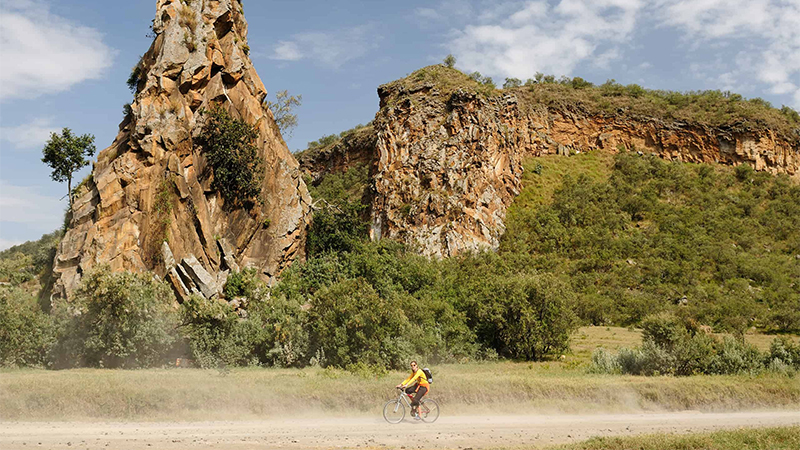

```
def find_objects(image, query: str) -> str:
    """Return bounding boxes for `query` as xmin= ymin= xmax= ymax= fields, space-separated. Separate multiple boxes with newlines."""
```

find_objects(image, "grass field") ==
xmin=2 ymin=326 xmax=798 ymax=422
xmin=550 ymin=426 xmax=800 ymax=450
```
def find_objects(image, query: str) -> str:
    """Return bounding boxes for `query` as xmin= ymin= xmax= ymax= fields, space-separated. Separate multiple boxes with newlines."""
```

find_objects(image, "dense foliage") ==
xmin=503 ymin=153 xmax=800 ymax=333
xmin=52 ymin=266 xmax=180 ymax=369
xmin=0 ymin=287 xmax=56 ymax=367
xmin=198 ymin=105 xmax=264 ymax=207
xmin=0 ymin=230 xmax=62 ymax=288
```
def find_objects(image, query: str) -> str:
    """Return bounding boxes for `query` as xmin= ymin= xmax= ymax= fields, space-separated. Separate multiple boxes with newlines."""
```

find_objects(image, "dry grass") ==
xmin=178 ymin=4 xmax=197 ymax=34
xmin=550 ymin=426 xmax=800 ymax=450
xmin=2 ymin=363 xmax=798 ymax=422
xmin=2 ymin=328 xmax=796 ymax=422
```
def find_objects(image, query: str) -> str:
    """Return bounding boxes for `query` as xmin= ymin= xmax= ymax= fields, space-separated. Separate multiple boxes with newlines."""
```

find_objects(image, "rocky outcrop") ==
xmin=370 ymin=86 xmax=525 ymax=257
xmin=305 ymin=67 xmax=800 ymax=258
xmin=296 ymin=125 xmax=376 ymax=184
xmin=52 ymin=0 xmax=311 ymax=301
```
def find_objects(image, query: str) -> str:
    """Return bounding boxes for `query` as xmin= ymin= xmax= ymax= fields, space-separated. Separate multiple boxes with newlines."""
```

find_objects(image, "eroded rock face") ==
xmin=371 ymin=86 xmax=525 ymax=257
xmin=52 ymin=0 xmax=311 ymax=301
xmin=307 ymin=72 xmax=800 ymax=258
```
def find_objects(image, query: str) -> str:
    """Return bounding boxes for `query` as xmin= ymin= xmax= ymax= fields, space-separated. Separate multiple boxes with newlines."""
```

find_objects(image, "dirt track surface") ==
xmin=2 ymin=411 xmax=798 ymax=449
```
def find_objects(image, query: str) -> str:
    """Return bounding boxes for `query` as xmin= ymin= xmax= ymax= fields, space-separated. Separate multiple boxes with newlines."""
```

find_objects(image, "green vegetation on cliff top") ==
xmin=387 ymin=65 xmax=800 ymax=141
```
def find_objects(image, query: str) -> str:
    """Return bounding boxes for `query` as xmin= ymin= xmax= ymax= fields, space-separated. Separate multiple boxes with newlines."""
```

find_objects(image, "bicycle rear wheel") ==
xmin=383 ymin=399 xmax=405 ymax=424
xmin=419 ymin=398 xmax=439 ymax=423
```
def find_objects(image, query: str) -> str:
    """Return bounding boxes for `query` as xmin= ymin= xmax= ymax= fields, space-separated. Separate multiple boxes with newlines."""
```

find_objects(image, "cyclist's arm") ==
xmin=399 ymin=374 xmax=413 ymax=387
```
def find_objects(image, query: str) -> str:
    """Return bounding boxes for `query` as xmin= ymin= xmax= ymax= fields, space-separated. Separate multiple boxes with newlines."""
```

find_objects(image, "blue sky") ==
xmin=1 ymin=0 xmax=799 ymax=249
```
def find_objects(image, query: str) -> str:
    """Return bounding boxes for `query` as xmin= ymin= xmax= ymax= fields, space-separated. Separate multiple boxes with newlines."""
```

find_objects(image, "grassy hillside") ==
xmin=503 ymin=152 xmax=800 ymax=333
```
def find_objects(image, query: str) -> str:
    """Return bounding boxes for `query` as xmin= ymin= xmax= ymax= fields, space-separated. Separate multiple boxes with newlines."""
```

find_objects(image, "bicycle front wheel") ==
xmin=383 ymin=399 xmax=405 ymax=424
xmin=419 ymin=398 xmax=440 ymax=423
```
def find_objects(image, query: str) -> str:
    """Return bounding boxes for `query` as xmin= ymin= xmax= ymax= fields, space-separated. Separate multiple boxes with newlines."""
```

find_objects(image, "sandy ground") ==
xmin=1 ymin=411 xmax=798 ymax=450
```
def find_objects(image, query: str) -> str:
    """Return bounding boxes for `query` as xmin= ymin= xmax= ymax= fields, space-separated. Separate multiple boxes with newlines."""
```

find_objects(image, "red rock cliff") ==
xmin=52 ymin=0 xmax=311 ymax=301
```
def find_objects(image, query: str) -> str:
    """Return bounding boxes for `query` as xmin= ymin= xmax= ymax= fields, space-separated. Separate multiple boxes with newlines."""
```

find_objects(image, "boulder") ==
xmin=181 ymin=255 xmax=218 ymax=299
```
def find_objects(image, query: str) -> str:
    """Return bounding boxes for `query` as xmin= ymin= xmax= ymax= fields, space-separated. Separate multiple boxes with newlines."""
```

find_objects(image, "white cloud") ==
xmin=415 ymin=8 xmax=440 ymax=20
xmin=0 ymin=117 xmax=59 ymax=149
xmin=443 ymin=0 xmax=799 ymax=107
xmin=0 ymin=181 xmax=64 ymax=233
xmin=450 ymin=0 xmax=643 ymax=79
xmin=0 ymin=0 xmax=115 ymax=101
xmin=272 ymin=41 xmax=303 ymax=61
xmin=654 ymin=0 xmax=800 ymax=106
xmin=270 ymin=25 xmax=380 ymax=68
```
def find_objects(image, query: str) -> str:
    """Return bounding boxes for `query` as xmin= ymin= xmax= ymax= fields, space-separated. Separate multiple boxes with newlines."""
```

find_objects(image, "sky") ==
xmin=1 ymin=0 xmax=799 ymax=250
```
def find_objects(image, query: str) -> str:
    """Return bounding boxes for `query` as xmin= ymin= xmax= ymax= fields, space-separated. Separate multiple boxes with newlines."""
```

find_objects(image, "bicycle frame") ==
xmin=395 ymin=388 xmax=414 ymax=409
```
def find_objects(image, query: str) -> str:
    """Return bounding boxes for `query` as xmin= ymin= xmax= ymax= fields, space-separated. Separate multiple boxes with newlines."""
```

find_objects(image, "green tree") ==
xmin=198 ymin=105 xmax=265 ymax=207
xmin=503 ymin=77 xmax=522 ymax=89
xmin=53 ymin=266 xmax=179 ymax=368
xmin=265 ymin=90 xmax=302 ymax=137
xmin=443 ymin=54 xmax=456 ymax=68
xmin=41 ymin=128 xmax=96 ymax=209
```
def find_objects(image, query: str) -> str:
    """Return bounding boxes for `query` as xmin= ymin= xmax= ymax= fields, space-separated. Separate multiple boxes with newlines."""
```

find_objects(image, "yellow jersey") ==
xmin=401 ymin=368 xmax=430 ymax=388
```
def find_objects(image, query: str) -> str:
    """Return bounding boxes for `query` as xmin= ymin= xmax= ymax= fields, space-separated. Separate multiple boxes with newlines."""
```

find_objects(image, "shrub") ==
xmin=179 ymin=294 xmax=260 ymax=368
xmin=503 ymin=77 xmax=522 ymax=89
xmin=589 ymin=348 xmax=620 ymax=374
xmin=126 ymin=65 xmax=142 ymax=93
xmin=712 ymin=336 xmax=763 ymax=375
xmin=0 ymin=287 xmax=56 ymax=367
xmin=222 ymin=268 xmax=261 ymax=299
xmin=306 ymin=200 xmax=369 ymax=256
xmin=470 ymin=273 xmax=578 ymax=360
xmin=308 ymin=279 xmax=413 ymax=369
xmin=443 ymin=54 xmax=456 ymax=68
xmin=53 ymin=266 xmax=180 ymax=368
xmin=768 ymin=336 xmax=800 ymax=370
xmin=198 ymin=105 xmax=265 ymax=207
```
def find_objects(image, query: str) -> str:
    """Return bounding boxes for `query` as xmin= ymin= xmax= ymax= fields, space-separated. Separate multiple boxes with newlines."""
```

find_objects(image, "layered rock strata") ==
xmin=304 ymin=68 xmax=800 ymax=258
xmin=52 ymin=0 xmax=311 ymax=301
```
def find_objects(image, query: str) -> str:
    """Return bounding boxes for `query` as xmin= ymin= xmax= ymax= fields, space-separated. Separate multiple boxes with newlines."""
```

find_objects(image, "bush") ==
xmin=0 ymin=287 xmax=56 ymax=367
xmin=179 ymin=294 xmax=261 ymax=368
xmin=308 ymin=279 xmax=413 ymax=369
xmin=53 ymin=266 xmax=180 ymax=368
xmin=768 ymin=336 xmax=800 ymax=370
xmin=590 ymin=314 xmax=781 ymax=376
xmin=198 ymin=105 xmax=265 ymax=207
xmin=306 ymin=200 xmax=369 ymax=256
xmin=222 ymin=268 xmax=261 ymax=299
xmin=474 ymin=274 xmax=578 ymax=360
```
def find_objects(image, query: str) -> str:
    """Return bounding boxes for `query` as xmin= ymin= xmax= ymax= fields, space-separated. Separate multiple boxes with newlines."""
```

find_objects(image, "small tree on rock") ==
xmin=265 ymin=90 xmax=302 ymax=138
xmin=41 ymin=128 xmax=96 ymax=210
xmin=443 ymin=54 xmax=456 ymax=68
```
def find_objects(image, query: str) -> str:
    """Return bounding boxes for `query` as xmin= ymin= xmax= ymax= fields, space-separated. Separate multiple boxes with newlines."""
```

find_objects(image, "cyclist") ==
xmin=396 ymin=360 xmax=429 ymax=419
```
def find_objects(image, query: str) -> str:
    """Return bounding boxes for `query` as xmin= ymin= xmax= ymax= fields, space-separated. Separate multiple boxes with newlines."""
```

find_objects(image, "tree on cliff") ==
xmin=41 ymin=128 xmax=96 ymax=210
xmin=265 ymin=90 xmax=302 ymax=138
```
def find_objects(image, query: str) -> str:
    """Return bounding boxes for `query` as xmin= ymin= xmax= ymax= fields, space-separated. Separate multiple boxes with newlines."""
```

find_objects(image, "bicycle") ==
xmin=383 ymin=387 xmax=440 ymax=424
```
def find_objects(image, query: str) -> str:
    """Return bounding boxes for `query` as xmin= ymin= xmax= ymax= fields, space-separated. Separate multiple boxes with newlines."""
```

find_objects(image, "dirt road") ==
xmin=2 ymin=411 xmax=798 ymax=449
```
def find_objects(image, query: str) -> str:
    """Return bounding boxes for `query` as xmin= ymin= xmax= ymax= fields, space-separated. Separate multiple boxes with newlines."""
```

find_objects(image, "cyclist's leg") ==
xmin=412 ymin=386 xmax=427 ymax=416
xmin=405 ymin=385 xmax=417 ymax=414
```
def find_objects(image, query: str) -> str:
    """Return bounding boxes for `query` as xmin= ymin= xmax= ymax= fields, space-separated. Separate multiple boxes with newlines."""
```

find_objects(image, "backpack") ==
xmin=422 ymin=367 xmax=433 ymax=384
